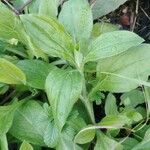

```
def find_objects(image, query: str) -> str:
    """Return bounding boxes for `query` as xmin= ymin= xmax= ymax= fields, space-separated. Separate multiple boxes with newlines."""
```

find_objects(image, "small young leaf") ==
xmin=121 ymin=90 xmax=144 ymax=108
xmin=0 ymin=58 xmax=26 ymax=84
xmin=74 ymin=126 xmax=95 ymax=144
xmin=20 ymin=141 xmax=33 ymax=150
xmin=20 ymin=14 xmax=74 ymax=63
xmin=45 ymin=68 xmax=82 ymax=130
xmin=92 ymin=0 xmax=128 ymax=20
xmin=85 ymin=31 xmax=144 ymax=62
xmin=17 ymin=60 xmax=54 ymax=89
xmin=105 ymin=93 xmax=118 ymax=116
xmin=59 ymin=0 xmax=93 ymax=42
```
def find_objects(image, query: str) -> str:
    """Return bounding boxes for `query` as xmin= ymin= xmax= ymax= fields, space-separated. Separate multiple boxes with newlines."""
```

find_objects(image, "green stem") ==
xmin=81 ymin=76 xmax=95 ymax=124
xmin=0 ymin=134 xmax=8 ymax=150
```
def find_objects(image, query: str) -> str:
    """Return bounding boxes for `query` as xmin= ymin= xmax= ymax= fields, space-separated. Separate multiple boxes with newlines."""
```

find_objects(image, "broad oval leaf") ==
xmin=9 ymin=101 xmax=54 ymax=146
xmin=17 ymin=60 xmax=54 ymax=89
xmin=59 ymin=0 xmax=93 ymax=42
xmin=92 ymin=0 xmax=128 ymax=20
xmin=85 ymin=31 xmax=144 ymax=62
xmin=20 ymin=141 xmax=33 ymax=150
xmin=20 ymin=14 xmax=74 ymax=63
xmin=45 ymin=68 xmax=82 ymax=131
xmin=93 ymin=44 xmax=150 ymax=93
xmin=0 ymin=58 xmax=26 ymax=84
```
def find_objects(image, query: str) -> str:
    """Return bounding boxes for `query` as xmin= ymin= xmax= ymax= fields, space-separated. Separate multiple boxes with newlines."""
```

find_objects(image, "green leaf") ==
xmin=132 ymin=128 xmax=150 ymax=150
xmin=17 ymin=60 xmax=54 ymax=89
xmin=94 ymin=131 xmax=123 ymax=150
xmin=92 ymin=44 xmax=150 ymax=94
xmin=85 ymin=31 xmax=144 ymax=62
xmin=20 ymin=14 xmax=74 ymax=63
xmin=120 ymin=89 xmax=144 ymax=108
xmin=45 ymin=68 xmax=82 ymax=130
xmin=20 ymin=141 xmax=33 ymax=150
xmin=92 ymin=0 xmax=128 ymax=19
xmin=0 ymin=2 xmax=22 ymax=41
xmin=28 ymin=0 xmax=58 ymax=18
xmin=74 ymin=125 xmax=95 ymax=144
xmin=122 ymin=137 xmax=139 ymax=150
xmin=92 ymin=22 xmax=120 ymax=38
xmin=0 ymin=134 xmax=8 ymax=150
xmin=59 ymin=0 xmax=93 ymax=42
xmin=9 ymin=101 xmax=54 ymax=146
xmin=105 ymin=93 xmax=118 ymax=115
xmin=0 ymin=58 xmax=26 ymax=84
xmin=0 ymin=102 xmax=20 ymax=136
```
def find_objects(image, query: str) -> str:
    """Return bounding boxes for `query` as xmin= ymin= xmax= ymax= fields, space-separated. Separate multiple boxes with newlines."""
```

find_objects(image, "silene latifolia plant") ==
xmin=0 ymin=0 xmax=150 ymax=149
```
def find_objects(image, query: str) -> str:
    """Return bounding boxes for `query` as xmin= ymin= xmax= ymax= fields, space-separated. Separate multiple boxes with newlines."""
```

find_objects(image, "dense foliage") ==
xmin=0 ymin=0 xmax=150 ymax=149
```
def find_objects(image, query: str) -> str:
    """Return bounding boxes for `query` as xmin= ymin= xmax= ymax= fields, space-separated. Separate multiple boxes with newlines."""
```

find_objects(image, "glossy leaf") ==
xmin=20 ymin=141 xmax=33 ymax=150
xmin=45 ymin=68 xmax=82 ymax=130
xmin=17 ymin=60 xmax=54 ymax=89
xmin=9 ymin=101 xmax=54 ymax=146
xmin=92 ymin=0 xmax=128 ymax=19
xmin=0 ymin=58 xmax=26 ymax=84
xmin=59 ymin=0 xmax=93 ymax=42
xmin=105 ymin=93 xmax=118 ymax=115
xmin=85 ymin=31 xmax=144 ymax=62
xmin=91 ymin=44 xmax=150 ymax=94
xmin=20 ymin=14 xmax=74 ymax=63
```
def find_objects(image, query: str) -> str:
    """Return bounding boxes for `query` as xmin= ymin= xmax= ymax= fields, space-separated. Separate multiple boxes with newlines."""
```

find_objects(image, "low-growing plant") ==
xmin=0 ymin=0 xmax=150 ymax=149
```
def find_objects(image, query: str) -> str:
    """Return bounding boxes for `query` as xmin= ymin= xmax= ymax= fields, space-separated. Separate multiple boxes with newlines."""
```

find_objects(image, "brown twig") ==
xmin=3 ymin=0 xmax=19 ymax=15
xmin=140 ymin=6 xmax=150 ymax=21
xmin=131 ymin=0 xmax=139 ymax=31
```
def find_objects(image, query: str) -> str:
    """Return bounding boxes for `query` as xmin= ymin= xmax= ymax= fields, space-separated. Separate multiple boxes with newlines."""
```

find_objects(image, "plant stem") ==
xmin=0 ymin=134 xmax=8 ymax=150
xmin=81 ymin=76 xmax=95 ymax=124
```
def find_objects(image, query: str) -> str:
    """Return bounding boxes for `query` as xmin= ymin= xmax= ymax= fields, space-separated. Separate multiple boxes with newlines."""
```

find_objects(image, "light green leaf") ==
xmin=105 ymin=93 xmax=118 ymax=115
xmin=0 ymin=102 xmax=20 ymax=137
xmin=9 ymin=101 xmax=54 ymax=146
xmin=20 ymin=141 xmax=33 ymax=150
xmin=92 ymin=44 xmax=150 ymax=94
xmin=92 ymin=0 xmax=128 ymax=19
xmin=92 ymin=22 xmax=120 ymax=38
xmin=0 ymin=2 xmax=22 ymax=41
xmin=20 ymin=14 xmax=74 ymax=63
xmin=94 ymin=131 xmax=123 ymax=150
xmin=45 ymin=68 xmax=82 ymax=130
xmin=74 ymin=125 xmax=95 ymax=144
xmin=17 ymin=60 xmax=54 ymax=89
xmin=121 ymin=90 xmax=144 ymax=108
xmin=28 ymin=0 xmax=58 ymax=18
xmin=85 ymin=31 xmax=144 ymax=62
xmin=0 ymin=58 xmax=26 ymax=84
xmin=59 ymin=0 xmax=93 ymax=42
